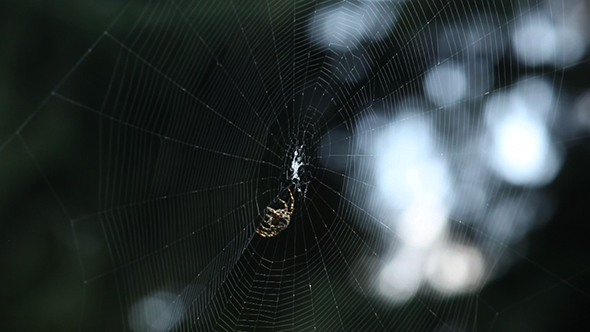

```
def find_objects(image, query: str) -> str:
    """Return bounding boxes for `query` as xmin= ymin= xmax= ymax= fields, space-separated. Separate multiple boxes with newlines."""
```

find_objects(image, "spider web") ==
xmin=3 ymin=0 xmax=590 ymax=331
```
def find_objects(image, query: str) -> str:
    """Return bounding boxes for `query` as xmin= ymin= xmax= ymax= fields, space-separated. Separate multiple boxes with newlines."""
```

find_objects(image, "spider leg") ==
xmin=256 ymin=217 xmax=277 ymax=237
xmin=277 ymin=197 xmax=287 ymax=210
xmin=277 ymin=188 xmax=294 ymax=212
xmin=256 ymin=227 xmax=274 ymax=237
xmin=287 ymin=188 xmax=294 ymax=214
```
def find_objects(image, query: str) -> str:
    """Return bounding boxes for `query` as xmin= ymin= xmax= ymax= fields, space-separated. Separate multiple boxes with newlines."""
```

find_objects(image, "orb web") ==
xmin=3 ymin=0 xmax=590 ymax=331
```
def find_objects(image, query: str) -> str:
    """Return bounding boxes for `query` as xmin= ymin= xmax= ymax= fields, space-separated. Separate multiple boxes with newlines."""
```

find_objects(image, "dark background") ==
xmin=1 ymin=0 xmax=590 ymax=331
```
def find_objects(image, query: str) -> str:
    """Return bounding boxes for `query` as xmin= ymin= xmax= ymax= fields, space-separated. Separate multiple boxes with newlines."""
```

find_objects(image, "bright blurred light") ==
xmin=489 ymin=112 xmax=560 ymax=186
xmin=319 ymin=5 xmax=367 ymax=51
xmin=347 ymin=74 xmax=566 ymax=304
xmin=484 ymin=79 xmax=563 ymax=186
xmin=309 ymin=2 xmax=396 ymax=51
xmin=378 ymin=247 xmax=424 ymax=303
xmin=374 ymin=117 xmax=453 ymax=212
xmin=397 ymin=204 xmax=447 ymax=248
xmin=511 ymin=78 xmax=555 ymax=118
xmin=554 ymin=25 xmax=587 ymax=65
xmin=511 ymin=13 xmax=557 ymax=66
xmin=424 ymin=64 xmax=467 ymax=106
xmin=425 ymin=243 xmax=485 ymax=295
xmin=425 ymin=61 xmax=495 ymax=105
xmin=547 ymin=0 xmax=590 ymax=65
xmin=512 ymin=9 xmax=589 ymax=67
xmin=128 ymin=291 xmax=184 ymax=332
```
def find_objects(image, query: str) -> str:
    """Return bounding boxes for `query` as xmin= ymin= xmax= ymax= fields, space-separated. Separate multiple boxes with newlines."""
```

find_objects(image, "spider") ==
xmin=256 ymin=188 xmax=294 ymax=237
